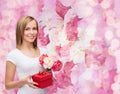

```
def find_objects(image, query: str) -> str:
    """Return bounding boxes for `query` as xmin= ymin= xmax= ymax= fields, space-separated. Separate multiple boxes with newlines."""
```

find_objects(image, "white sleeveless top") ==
xmin=6 ymin=48 xmax=47 ymax=94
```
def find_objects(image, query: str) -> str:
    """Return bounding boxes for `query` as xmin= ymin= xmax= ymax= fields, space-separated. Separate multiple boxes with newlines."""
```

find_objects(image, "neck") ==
xmin=18 ymin=42 xmax=36 ymax=50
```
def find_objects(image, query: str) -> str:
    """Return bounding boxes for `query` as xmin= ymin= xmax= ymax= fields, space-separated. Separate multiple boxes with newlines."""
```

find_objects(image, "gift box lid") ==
xmin=32 ymin=71 xmax=52 ymax=82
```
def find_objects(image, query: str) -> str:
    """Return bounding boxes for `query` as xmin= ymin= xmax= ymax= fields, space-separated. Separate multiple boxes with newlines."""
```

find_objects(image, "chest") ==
xmin=16 ymin=56 xmax=43 ymax=74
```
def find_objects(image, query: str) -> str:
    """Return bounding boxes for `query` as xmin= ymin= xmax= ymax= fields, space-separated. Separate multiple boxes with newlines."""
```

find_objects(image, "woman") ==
xmin=5 ymin=16 xmax=47 ymax=94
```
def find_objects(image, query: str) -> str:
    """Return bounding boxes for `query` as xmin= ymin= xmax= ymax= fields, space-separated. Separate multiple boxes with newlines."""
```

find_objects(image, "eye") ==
xmin=33 ymin=27 xmax=37 ymax=30
xmin=25 ymin=27 xmax=30 ymax=30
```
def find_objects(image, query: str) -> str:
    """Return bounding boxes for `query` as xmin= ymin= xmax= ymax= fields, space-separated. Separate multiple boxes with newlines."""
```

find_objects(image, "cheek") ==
xmin=23 ymin=30 xmax=29 ymax=36
xmin=35 ymin=31 xmax=38 ymax=34
xmin=34 ymin=31 xmax=38 ymax=36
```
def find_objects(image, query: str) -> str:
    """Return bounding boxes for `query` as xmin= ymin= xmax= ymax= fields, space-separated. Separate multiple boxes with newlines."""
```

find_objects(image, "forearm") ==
xmin=5 ymin=79 xmax=27 ymax=90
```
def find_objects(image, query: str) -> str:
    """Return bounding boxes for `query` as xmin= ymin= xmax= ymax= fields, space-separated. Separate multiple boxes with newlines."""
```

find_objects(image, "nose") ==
xmin=30 ymin=29 xmax=34 ymax=34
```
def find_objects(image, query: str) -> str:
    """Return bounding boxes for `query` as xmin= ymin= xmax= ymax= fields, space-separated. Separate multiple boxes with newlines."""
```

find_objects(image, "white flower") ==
xmin=43 ymin=57 xmax=54 ymax=69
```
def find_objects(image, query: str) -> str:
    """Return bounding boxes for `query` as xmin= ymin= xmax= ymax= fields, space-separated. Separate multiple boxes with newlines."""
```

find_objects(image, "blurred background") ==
xmin=0 ymin=0 xmax=120 ymax=94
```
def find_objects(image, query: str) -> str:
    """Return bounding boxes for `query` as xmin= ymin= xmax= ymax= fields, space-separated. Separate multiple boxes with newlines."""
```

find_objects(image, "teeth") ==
xmin=28 ymin=36 xmax=35 ymax=39
xmin=28 ymin=35 xmax=34 ymax=37
xmin=29 ymin=36 xmax=34 ymax=38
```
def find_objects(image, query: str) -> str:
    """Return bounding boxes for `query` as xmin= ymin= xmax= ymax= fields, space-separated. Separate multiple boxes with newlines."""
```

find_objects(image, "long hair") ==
xmin=16 ymin=16 xmax=38 ymax=48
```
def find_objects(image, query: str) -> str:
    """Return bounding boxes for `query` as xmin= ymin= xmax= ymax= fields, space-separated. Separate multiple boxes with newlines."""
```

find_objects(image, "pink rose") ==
xmin=52 ymin=60 xmax=62 ymax=71
xmin=39 ymin=54 xmax=48 ymax=66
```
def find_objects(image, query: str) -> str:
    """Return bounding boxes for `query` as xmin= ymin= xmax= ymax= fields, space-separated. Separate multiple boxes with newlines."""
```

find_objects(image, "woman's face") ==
xmin=23 ymin=20 xmax=38 ymax=44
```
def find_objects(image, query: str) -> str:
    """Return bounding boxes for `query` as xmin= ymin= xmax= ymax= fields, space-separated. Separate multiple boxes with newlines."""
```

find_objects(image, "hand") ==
xmin=23 ymin=75 xmax=38 ymax=89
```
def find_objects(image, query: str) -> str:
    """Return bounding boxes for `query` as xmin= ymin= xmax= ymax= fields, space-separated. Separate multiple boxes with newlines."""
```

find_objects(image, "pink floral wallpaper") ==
xmin=0 ymin=0 xmax=120 ymax=94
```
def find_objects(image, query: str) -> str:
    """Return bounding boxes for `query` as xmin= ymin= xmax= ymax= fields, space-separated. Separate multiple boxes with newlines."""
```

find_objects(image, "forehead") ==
xmin=26 ymin=20 xmax=37 ymax=27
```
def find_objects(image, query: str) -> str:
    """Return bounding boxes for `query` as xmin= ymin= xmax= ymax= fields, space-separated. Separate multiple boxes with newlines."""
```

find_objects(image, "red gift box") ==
xmin=32 ymin=71 xmax=53 ymax=88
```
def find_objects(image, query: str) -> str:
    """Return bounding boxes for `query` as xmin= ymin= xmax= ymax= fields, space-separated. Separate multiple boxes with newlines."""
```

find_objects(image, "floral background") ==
xmin=0 ymin=0 xmax=120 ymax=94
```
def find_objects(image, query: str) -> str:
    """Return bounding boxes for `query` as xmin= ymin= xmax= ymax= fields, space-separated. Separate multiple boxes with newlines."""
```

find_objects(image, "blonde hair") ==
xmin=16 ymin=16 xmax=38 ymax=48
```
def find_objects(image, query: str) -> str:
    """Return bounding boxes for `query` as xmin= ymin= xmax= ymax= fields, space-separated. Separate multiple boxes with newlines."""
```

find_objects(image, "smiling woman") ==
xmin=5 ymin=16 xmax=47 ymax=94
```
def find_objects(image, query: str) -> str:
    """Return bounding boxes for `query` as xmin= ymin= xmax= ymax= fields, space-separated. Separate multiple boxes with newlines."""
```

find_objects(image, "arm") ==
xmin=5 ymin=61 xmax=38 ymax=90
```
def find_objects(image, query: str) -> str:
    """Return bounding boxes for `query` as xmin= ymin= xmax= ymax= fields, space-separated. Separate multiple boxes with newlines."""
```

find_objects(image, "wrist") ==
xmin=21 ymin=77 xmax=29 ymax=85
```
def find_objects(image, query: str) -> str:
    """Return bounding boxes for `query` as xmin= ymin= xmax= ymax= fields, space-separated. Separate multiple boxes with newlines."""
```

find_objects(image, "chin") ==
xmin=28 ymin=39 xmax=35 ymax=42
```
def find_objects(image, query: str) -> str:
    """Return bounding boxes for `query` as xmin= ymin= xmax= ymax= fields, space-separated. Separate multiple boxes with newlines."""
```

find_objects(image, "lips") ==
xmin=27 ymin=35 xmax=36 ymax=39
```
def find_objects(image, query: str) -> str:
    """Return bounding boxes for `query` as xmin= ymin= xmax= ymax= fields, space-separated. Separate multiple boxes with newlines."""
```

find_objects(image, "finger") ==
xmin=29 ymin=84 xmax=39 ymax=89
xmin=33 ymin=82 xmax=38 ymax=85
xmin=30 ymin=78 xmax=38 ymax=85
xmin=30 ymin=81 xmax=38 ymax=85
